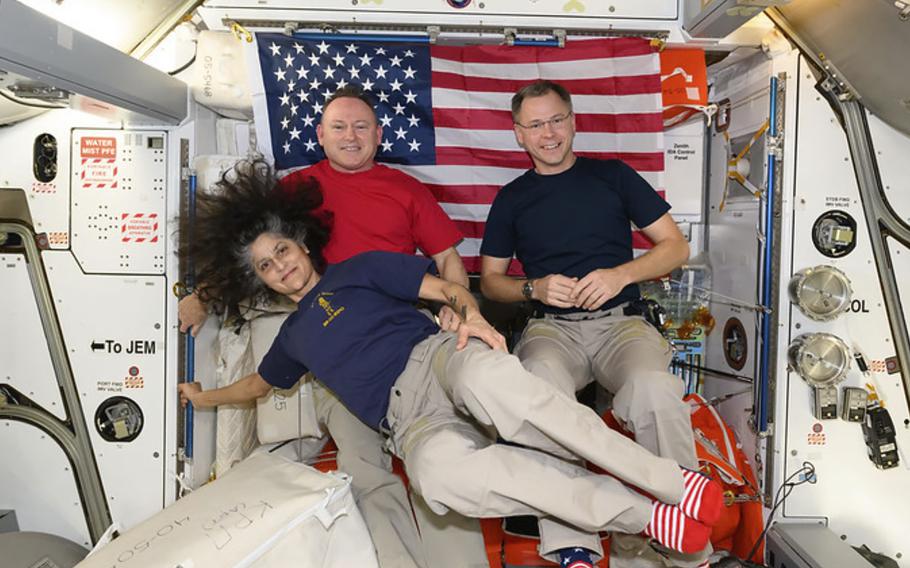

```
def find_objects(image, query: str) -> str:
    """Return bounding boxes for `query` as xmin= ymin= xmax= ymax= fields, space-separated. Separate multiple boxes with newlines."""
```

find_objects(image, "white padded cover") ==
xmin=192 ymin=31 xmax=253 ymax=119
xmin=250 ymin=309 xmax=323 ymax=444
xmin=213 ymin=319 xmax=259 ymax=476
xmin=77 ymin=453 xmax=378 ymax=567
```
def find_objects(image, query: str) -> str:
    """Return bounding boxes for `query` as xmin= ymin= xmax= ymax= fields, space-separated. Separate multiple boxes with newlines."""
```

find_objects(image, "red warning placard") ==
xmin=80 ymin=137 xmax=117 ymax=158
xmin=79 ymin=136 xmax=118 ymax=188
xmin=121 ymin=213 xmax=159 ymax=243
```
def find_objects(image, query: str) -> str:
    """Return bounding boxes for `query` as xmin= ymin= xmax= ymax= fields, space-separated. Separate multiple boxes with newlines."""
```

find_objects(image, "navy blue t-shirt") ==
xmin=257 ymin=251 xmax=440 ymax=429
xmin=480 ymin=157 xmax=670 ymax=314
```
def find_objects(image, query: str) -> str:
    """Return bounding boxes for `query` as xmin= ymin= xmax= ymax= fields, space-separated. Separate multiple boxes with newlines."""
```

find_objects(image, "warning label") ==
xmin=125 ymin=365 xmax=144 ymax=389
xmin=31 ymin=182 xmax=56 ymax=194
xmin=121 ymin=213 xmax=159 ymax=243
xmin=80 ymin=137 xmax=117 ymax=158
xmin=81 ymin=160 xmax=118 ymax=187
xmin=80 ymin=137 xmax=118 ymax=188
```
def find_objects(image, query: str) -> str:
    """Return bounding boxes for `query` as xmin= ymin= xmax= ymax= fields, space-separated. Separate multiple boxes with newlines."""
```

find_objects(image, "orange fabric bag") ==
xmin=685 ymin=394 xmax=765 ymax=563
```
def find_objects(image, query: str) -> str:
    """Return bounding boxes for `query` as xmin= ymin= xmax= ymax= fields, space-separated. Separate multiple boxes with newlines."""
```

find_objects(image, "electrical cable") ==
xmin=745 ymin=461 xmax=817 ymax=563
xmin=672 ymin=361 xmax=754 ymax=384
xmin=0 ymin=89 xmax=67 ymax=109
xmin=168 ymin=54 xmax=197 ymax=76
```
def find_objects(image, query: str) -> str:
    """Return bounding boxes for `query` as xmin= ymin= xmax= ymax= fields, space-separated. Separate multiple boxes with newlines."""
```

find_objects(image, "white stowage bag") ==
xmin=77 ymin=453 xmax=379 ymax=568
xmin=213 ymin=301 xmax=324 ymax=476
xmin=249 ymin=306 xmax=323 ymax=444
xmin=213 ymin=319 xmax=259 ymax=476
xmin=192 ymin=30 xmax=254 ymax=119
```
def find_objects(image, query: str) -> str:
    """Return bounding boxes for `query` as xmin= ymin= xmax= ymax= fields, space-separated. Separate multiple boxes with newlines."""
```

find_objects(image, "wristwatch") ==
xmin=521 ymin=278 xmax=535 ymax=300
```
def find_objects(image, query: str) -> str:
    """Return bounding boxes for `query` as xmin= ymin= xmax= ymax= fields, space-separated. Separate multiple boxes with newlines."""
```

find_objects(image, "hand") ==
xmin=437 ymin=304 xmax=461 ymax=332
xmin=177 ymin=383 xmax=202 ymax=407
xmin=178 ymin=292 xmax=209 ymax=337
xmin=571 ymin=268 xmax=627 ymax=311
xmin=456 ymin=314 xmax=507 ymax=352
xmin=532 ymin=274 xmax=579 ymax=308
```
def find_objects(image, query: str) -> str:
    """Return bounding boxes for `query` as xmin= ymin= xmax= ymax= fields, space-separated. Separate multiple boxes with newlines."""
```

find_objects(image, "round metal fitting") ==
xmin=787 ymin=333 xmax=851 ymax=387
xmin=788 ymin=265 xmax=853 ymax=321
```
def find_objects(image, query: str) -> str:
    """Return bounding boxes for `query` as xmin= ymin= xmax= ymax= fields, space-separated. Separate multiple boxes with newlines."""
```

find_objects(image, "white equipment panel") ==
xmin=0 ymin=421 xmax=91 ymax=547
xmin=663 ymin=119 xmax=706 ymax=223
xmin=775 ymin=56 xmax=910 ymax=562
xmin=71 ymin=129 xmax=167 ymax=274
xmin=870 ymin=112 xmax=910 ymax=224
xmin=0 ymin=110 xmax=111 ymax=250
xmin=0 ymin=252 xmax=66 ymax=420
xmin=200 ymin=0 xmax=678 ymax=22
xmin=44 ymin=250 xmax=168 ymax=532
xmin=890 ymin=240 xmax=910 ymax=352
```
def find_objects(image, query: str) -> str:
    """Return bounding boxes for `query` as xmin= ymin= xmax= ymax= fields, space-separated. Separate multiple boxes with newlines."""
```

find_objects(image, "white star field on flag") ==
xmin=258 ymin=36 xmax=434 ymax=167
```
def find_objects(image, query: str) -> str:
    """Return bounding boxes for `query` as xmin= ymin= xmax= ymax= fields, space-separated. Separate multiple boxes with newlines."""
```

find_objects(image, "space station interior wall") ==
xmin=0 ymin=106 xmax=196 ymax=544
xmin=701 ymin=41 xmax=910 ymax=562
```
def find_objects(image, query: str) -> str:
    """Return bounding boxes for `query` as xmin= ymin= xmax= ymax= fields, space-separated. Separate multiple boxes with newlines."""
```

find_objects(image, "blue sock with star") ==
xmin=557 ymin=547 xmax=595 ymax=568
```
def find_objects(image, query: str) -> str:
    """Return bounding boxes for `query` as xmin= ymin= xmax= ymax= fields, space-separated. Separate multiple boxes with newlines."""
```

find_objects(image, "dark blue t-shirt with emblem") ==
xmin=480 ymin=157 xmax=670 ymax=314
xmin=258 ymin=251 xmax=440 ymax=429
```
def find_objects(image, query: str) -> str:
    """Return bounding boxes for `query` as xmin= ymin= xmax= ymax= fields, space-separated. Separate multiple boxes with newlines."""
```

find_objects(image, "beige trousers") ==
xmin=313 ymin=382 xmax=488 ymax=568
xmin=384 ymin=332 xmax=685 ymax=555
xmin=515 ymin=312 xmax=699 ymax=561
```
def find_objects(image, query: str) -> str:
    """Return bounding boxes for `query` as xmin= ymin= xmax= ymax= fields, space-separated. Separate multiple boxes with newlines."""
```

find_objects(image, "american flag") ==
xmin=250 ymin=35 xmax=664 ymax=273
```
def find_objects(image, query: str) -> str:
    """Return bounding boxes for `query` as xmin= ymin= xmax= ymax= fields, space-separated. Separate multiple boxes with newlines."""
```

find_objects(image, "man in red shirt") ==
xmin=178 ymin=88 xmax=484 ymax=568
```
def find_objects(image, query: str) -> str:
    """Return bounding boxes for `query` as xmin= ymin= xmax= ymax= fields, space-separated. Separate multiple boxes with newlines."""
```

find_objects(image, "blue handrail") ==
xmin=758 ymin=76 xmax=778 ymax=433
xmin=514 ymin=38 xmax=560 ymax=47
xmin=184 ymin=172 xmax=197 ymax=459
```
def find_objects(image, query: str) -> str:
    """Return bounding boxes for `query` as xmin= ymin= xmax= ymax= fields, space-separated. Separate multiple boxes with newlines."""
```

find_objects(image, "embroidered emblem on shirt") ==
xmin=316 ymin=293 xmax=345 ymax=327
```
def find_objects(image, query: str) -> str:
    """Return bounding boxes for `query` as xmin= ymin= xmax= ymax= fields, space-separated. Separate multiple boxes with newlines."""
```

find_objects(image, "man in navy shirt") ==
xmin=177 ymin=162 xmax=722 ymax=564
xmin=480 ymin=80 xmax=701 ymax=566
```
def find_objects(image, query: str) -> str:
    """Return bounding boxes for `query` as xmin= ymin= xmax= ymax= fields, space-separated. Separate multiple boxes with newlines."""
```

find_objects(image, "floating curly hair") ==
xmin=180 ymin=160 xmax=332 ymax=319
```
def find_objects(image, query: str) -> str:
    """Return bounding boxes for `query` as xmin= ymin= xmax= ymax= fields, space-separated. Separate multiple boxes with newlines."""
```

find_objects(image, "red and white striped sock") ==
xmin=679 ymin=468 xmax=723 ymax=526
xmin=642 ymin=502 xmax=712 ymax=554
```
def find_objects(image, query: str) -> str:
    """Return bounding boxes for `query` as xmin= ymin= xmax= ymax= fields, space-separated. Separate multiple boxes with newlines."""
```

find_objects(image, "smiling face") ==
xmin=249 ymin=232 xmax=319 ymax=303
xmin=316 ymin=96 xmax=383 ymax=174
xmin=513 ymin=90 xmax=577 ymax=175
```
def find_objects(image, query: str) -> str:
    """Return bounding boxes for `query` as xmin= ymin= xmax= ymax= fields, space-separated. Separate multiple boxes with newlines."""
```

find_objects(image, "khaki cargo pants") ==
xmin=515 ymin=311 xmax=699 ymax=561
xmin=313 ymin=383 xmax=488 ymax=568
xmin=384 ymin=331 xmax=686 ymax=560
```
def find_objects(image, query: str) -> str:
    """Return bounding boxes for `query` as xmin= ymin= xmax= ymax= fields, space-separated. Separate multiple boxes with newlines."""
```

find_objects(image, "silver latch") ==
xmin=554 ymin=29 xmax=566 ymax=48
xmin=766 ymin=134 xmax=783 ymax=160
xmin=427 ymin=26 xmax=440 ymax=44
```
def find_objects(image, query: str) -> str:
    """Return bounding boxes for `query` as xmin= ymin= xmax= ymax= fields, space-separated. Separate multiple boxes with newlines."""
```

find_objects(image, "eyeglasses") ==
xmin=514 ymin=112 xmax=573 ymax=133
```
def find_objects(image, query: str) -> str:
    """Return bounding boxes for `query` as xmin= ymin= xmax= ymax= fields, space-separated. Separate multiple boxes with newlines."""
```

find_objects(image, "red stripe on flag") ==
xmin=431 ymin=37 xmax=655 ymax=64
xmin=432 ymin=71 xmax=661 ymax=97
xmin=433 ymin=107 xmax=663 ymax=133
xmin=435 ymin=147 xmax=665 ymax=171
xmin=434 ymin=147 xmax=532 ymax=169
xmin=452 ymin=219 xmax=486 ymax=239
xmin=425 ymin=184 xmax=500 ymax=205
